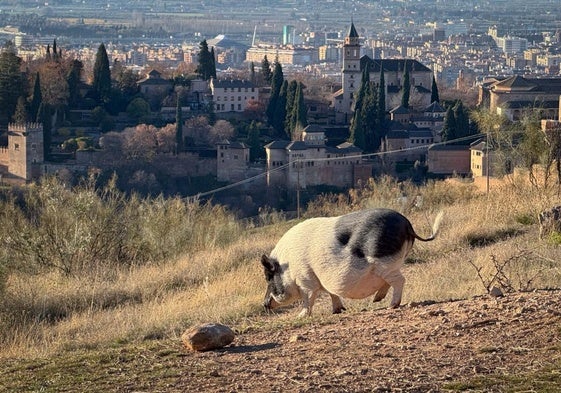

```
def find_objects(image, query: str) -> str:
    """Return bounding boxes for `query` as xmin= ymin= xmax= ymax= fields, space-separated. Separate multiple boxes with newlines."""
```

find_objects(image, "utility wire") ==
xmin=192 ymin=133 xmax=486 ymax=199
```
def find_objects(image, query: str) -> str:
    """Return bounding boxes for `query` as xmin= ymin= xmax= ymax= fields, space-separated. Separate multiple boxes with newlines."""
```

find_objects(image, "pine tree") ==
xmin=431 ymin=75 xmax=440 ymax=103
xmin=175 ymin=97 xmax=183 ymax=154
xmin=92 ymin=43 xmax=111 ymax=103
xmin=401 ymin=61 xmax=410 ymax=108
xmin=266 ymin=60 xmax=284 ymax=126
xmin=30 ymin=72 xmax=42 ymax=121
xmin=442 ymin=106 xmax=457 ymax=142
xmin=261 ymin=55 xmax=272 ymax=85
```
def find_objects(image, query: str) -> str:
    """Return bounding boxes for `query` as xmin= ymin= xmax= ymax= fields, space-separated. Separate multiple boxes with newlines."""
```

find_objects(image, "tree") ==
xmin=209 ymin=120 xmax=235 ymax=144
xmin=29 ymin=72 xmax=42 ymax=121
xmin=66 ymin=60 xmax=83 ymax=109
xmin=431 ymin=75 xmax=440 ymax=103
xmin=266 ymin=60 xmax=284 ymax=128
xmin=196 ymin=40 xmax=214 ymax=81
xmin=289 ymin=82 xmax=307 ymax=137
xmin=126 ymin=98 xmax=151 ymax=121
xmin=175 ymin=98 xmax=183 ymax=154
xmin=250 ymin=62 xmax=256 ymax=84
xmin=13 ymin=96 xmax=28 ymax=124
xmin=0 ymin=42 xmax=25 ymax=126
xmin=453 ymin=100 xmax=470 ymax=139
xmin=441 ymin=106 xmax=457 ymax=142
xmin=272 ymin=80 xmax=288 ymax=138
xmin=261 ymin=55 xmax=272 ymax=85
xmin=246 ymin=121 xmax=262 ymax=162
xmin=36 ymin=102 xmax=52 ymax=159
xmin=284 ymin=80 xmax=298 ymax=135
xmin=92 ymin=43 xmax=111 ymax=103
xmin=210 ymin=47 xmax=217 ymax=80
xmin=401 ymin=61 xmax=410 ymax=108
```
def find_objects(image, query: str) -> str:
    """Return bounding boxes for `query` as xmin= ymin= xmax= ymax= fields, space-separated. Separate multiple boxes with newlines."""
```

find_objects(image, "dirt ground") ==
xmin=175 ymin=290 xmax=561 ymax=392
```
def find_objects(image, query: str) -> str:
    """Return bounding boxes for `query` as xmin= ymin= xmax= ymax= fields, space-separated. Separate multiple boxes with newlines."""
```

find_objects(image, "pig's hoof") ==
xmin=332 ymin=306 xmax=347 ymax=314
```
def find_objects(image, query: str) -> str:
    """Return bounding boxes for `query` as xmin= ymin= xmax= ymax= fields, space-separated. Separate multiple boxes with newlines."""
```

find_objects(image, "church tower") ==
xmin=341 ymin=22 xmax=362 ymax=114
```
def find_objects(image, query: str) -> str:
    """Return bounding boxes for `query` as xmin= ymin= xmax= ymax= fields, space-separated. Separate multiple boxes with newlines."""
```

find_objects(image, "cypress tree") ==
xmin=52 ymin=39 xmax=57 ymax=61
xmin=247 ymin=120 xmax=261 ymax=162
xmin=30 ymin=72 xmax=42 ymax=121
xmin=284 ymin=80 xmax=298 ymax=135
xmin=175 ymin=97 xmax=183 ymax=154
xmin=431 ymin=75 xmax=440 ymax=103
xmin=261 ymin=55 xmax=272 ymax=85
xmin=37 ymin=102 xmax=52 ymax=160
xmin=453 ymin=100 xmax=468 ymax=139
xmin=92 ymin=43 xmax=111 ymax=103
xmin=266 ymin=60 xmax=284 ymax=125
xmin=66 ymin=60 xmax=83 ymax=109
xmin=196 ymin=40 xmax=214 ymax=81
xmin=210 ymin=46 xmax=217 ymax=80
xmin=273 ymin=80 xmax=288 ymax=138
xmin=13 ymin=96 xmax=28 ymax=124
xmin=401 ymin=61 xmax=410 ymax=108
xmin=289 ymin=82 xmax=307 ymax=137
xmin=249 ymin=62 xmax=256 ymax=84
xmin=442 ymin=106 xmax=457 ymax=142
xmin=362 ymin=83 xmax=378 ymax=151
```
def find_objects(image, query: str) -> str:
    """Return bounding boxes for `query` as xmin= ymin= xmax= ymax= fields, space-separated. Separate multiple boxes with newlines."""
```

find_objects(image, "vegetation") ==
xmin=0 ymin=173 xmax=560 ymax=364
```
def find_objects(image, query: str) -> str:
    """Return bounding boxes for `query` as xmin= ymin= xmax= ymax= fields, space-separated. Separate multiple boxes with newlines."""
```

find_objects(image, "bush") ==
xmin=0 ymin=176 xmax=241 ymax=277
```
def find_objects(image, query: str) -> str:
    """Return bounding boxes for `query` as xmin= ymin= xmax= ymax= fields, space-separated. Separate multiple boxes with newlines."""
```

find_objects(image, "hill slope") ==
xmin=3 ymin=290 xmax=560 ymax=392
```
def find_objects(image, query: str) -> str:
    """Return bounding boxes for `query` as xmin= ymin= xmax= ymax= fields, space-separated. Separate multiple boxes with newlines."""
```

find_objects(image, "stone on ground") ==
xmin=182 ymin=323 xmax=235 ymax=351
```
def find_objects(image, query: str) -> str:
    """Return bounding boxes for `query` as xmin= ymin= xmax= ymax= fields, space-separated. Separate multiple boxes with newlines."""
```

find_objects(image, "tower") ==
xmin=341 ymin=22 xmax=362 ymax=113
xmin=8 ymin=122 xmax=44 ymax=182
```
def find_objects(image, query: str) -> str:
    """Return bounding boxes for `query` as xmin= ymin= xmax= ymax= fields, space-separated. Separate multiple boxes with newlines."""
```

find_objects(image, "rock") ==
xmin=489 ymin=286 xmax=504 ymax=298
xmin=182 ymin=323 xmax=235 ymax=352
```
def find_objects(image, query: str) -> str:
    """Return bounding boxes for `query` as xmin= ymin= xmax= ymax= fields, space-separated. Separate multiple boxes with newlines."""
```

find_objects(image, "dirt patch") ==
xmin=176 ymin=290 xmax=561 ymax=392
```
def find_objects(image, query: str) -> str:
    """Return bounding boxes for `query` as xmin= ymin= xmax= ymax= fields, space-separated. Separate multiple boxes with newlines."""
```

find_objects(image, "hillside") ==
xmin=3 ymin=290 xmax=560 ymax=392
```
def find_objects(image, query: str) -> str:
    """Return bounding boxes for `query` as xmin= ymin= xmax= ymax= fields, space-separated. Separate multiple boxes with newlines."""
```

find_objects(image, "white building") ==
xmin=210 ymin=79 xmax=259 ymax=113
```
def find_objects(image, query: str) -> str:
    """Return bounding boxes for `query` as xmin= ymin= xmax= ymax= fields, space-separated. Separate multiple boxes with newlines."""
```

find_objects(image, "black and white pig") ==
xmin=261 ymin=208 xmax=443 ymax=317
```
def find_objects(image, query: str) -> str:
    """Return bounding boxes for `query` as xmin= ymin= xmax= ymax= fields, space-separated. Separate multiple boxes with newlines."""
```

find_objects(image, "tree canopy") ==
xmin=92 ymin=43 xmax=111 ymax=103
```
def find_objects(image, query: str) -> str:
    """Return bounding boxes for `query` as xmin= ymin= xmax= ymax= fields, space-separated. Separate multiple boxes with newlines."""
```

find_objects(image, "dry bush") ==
xmin=2 ymin=177 xmax=561 ymax=359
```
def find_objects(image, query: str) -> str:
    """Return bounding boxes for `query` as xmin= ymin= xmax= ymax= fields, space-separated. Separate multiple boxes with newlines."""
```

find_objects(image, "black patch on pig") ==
xmin=352 ymin=246 xmax=365 ymax=258
xmin=335 ymin=208 xmax=414 ymax=259
xmin=336 ymin=231 xmax=351 ymax=246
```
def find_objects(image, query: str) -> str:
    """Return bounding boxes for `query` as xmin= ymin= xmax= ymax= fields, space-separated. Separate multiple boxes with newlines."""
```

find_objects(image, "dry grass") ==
xmin=1 ymin=175 xmax=561 ymax=359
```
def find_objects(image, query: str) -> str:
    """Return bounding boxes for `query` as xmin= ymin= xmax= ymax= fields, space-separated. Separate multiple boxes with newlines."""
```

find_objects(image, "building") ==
xmin=264 ymin=125 xmax=371 ymax=189
xmin=216 ymin=140 xmax=250 ymax=182
xmin=427 ymin=145 xmax=471 ymax=175
xmin=210 ymin=79 xmax=259 ymax=113
xmin=332 ymin=22 xmax=433 ymax=122
xmin=137 ymin=69 xmax=173 ymax=97
xmin=245 ymin=45 xmax=318 ymax=66
xmin=479 ymin=75 xmax=561 ymax=120
xmin=0 ymin=123 xmax=44 ymax=183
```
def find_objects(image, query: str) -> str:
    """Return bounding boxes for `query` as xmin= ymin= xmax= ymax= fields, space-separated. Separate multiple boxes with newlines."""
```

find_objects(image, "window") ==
xmin=238 ymin=96 xmax=241 ymax=101
xmin=238 ymin=104 xmax=241 ymax=110
xmin=224 ymin=87 xmax=228 ymax=92
xmin=231 ymin=104 xmax=234 ymax=111
xmin=14 ymin=143 xmax=19 ymax=151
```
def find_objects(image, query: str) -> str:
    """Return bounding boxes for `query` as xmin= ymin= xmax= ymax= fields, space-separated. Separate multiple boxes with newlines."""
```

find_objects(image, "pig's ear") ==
xmin=261 ymin=254 xmax=276 ymax=273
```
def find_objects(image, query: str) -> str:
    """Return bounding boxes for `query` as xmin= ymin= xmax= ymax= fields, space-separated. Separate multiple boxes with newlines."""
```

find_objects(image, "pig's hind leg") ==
xmin=329 ymin=293 xmax=346 ymax=314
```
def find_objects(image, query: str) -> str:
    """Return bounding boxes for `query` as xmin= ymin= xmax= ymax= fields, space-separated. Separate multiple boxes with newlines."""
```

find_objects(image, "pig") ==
xmin=261 ymin=208 xmax=443 ymax=317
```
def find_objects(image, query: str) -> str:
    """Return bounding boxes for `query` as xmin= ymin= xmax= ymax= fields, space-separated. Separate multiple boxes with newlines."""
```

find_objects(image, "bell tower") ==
xmin=341 ymin=21 xmax=362 ymax=114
